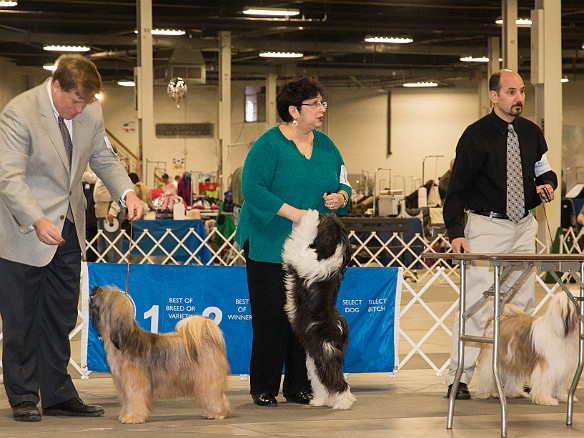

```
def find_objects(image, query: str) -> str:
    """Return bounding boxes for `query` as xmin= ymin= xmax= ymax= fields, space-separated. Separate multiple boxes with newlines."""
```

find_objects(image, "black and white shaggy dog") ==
xmin=283 ymin=209 xmax=356 ymax=409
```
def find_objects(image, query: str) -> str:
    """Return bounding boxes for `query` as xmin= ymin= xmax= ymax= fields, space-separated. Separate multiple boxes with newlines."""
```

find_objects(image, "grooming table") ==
xmin=422 ymin=252 xmax=584 ymax=438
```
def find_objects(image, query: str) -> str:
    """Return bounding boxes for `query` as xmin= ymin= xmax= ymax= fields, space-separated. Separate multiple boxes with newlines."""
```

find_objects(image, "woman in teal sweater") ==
xmin=235 ymin=76 xmax=352 ymax=407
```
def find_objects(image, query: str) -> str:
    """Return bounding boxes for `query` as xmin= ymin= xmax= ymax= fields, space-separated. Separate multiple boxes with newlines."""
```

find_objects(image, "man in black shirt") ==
xmin=443 ymin=69 xmax=557 ymax=400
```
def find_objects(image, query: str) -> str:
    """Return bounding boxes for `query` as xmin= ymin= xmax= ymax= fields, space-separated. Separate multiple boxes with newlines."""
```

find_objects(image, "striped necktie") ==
xmin=58 ymin=116 xmax=75 ymax=223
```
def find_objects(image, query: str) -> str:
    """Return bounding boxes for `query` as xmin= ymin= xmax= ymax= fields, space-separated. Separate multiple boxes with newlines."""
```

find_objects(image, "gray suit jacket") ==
xmin=0 ymin=78 xmax=133 ymax=266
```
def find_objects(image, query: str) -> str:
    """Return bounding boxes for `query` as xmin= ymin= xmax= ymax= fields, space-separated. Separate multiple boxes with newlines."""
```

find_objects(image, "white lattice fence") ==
xmin=49 ymin=225 xmax=584 ymax=377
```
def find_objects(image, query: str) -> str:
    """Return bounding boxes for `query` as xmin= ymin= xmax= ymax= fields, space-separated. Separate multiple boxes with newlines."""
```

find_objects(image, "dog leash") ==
xmin=125 ymin=219 xmax=133 ymax=295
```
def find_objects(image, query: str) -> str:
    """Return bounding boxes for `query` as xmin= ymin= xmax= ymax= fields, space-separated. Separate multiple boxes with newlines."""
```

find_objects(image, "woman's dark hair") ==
xmin=276 ymin=76 xmax=324 ymax=122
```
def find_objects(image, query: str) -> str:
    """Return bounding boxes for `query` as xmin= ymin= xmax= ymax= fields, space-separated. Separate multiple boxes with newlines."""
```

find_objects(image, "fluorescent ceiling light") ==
xmin=152 ymin=29 xmax=185 ymax=35
xmin=403 ymin=82 xmax=438 ymax=88
xmin=495 ymin=18 xmax=532 ymax=27
xmin=243 ymin=7 xmax=300 ymax=17
xmin=259 ymin=51 xmax=303 ymax=58
xmin=135 ymin=29 xmax=186 ymax=36
xmin=364 ymin=36 xmax=413 ymax=44
xmin=561 ymin=77 xmax=569 ymax=83
xmin=460 ymin=56 xmax=489 ymax=63
xmin=44 ymin=45 xmax=90 ymax=52
xmin=43 ymin=62 xmax=57 ymax=71
xmin=0 ymin=1 xmax=17 ymax=7
xmin=117 ymin=80 xmax=135 ymax=87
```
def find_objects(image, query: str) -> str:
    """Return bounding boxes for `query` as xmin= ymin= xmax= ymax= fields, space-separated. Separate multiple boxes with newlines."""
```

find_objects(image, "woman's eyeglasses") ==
xmin=300 ymin=101 xmax=327 ymax=110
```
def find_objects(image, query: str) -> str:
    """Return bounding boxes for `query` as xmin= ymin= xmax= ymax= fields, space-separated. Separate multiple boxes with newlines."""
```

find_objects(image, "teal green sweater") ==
xmin=235 ymin=126 xmax=352 ymax=263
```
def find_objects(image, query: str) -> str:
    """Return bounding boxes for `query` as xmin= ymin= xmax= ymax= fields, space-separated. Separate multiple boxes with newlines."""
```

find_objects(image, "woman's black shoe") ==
xmin=251 ymin=393 xmax=278 ymax=407
xmin=284 ymin=390 xmax=312 ymax=405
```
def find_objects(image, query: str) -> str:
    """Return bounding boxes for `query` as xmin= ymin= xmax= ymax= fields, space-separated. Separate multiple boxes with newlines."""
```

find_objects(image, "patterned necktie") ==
xmin=506 ymin=124 xmax=524 ymax=223
xmin=58 ymin=116 xmax=75 ymax=223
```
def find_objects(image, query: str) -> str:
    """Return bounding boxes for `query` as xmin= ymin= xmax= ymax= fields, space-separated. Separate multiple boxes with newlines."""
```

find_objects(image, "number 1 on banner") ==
xmin=144 ymin=305 xmax=159 ymax=333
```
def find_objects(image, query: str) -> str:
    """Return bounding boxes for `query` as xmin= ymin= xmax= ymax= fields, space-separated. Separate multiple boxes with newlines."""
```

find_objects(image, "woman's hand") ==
xmin=277 ymin=203 xmax=307 ymax=224
xmin=323 ymin=191 xmax=348 ymax=210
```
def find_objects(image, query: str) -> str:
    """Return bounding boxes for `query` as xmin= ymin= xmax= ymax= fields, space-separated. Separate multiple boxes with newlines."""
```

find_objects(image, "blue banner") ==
xmin=84 ymin=264 xmax=401 ymax=375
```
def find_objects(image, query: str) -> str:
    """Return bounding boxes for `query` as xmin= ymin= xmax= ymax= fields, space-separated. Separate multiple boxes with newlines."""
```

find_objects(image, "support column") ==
xmin=533 ymin=0 xmax=562 ymax=246
xmin=502 ymin=0 xmax=518 ymax=71
xmin=218 ymin=31 xmax=232 ymax=195
xmin=136 ymin=0 xmax=155 ymax=187
xmin=479 ymin=36 xmax=502 ymax=118
xmin=266 ymin=73 xmax=277 ymax=127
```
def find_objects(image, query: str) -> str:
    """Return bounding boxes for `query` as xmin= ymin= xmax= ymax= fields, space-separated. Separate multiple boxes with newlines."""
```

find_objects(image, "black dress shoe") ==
xmin=12 ymin=401 xmax=41 ymax=422
xmin=284 ymin=390 xmax=313 ymax=405
xmin=43 ymin=397 xmax=104 ymax=417
xmin=447 ymin=382 xmax=471 ymax=400
xmin=251 ymin=393 xmax=278 ymax=407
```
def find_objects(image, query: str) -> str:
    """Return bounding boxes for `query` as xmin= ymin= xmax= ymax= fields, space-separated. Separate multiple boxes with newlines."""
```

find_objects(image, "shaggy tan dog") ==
xmin=90 ymin=286 xmax=231 ymax=423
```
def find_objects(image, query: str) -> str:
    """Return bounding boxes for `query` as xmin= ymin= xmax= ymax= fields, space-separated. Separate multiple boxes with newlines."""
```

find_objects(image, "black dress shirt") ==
xmin=444 ymin=111 xmax=558 ymax=240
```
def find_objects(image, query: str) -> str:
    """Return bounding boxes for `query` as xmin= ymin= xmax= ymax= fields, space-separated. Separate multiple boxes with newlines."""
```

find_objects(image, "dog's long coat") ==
xmin=283 ymin=210 xmax=356 ymax=409
xmin=90 ymin=286 xmax=231 ymax=423
xmin=476 ymin=292 xmax=579 ymax=406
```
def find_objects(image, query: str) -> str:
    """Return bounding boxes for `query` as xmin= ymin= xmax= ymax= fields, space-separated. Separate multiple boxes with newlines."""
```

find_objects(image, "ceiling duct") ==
xmin=154 ymin=47 xmax=206 ymax=84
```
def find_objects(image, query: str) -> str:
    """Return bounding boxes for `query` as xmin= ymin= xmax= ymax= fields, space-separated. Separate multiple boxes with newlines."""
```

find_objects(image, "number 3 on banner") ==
xmin=143 ymin=305 xmax=224 ymax=334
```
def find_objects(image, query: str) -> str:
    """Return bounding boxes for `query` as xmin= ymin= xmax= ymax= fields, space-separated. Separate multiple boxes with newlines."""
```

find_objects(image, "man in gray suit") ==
xmin=0 ymin=54 xmax=143 ymax=421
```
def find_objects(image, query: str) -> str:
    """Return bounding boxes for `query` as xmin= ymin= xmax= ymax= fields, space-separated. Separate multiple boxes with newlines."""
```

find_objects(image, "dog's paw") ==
xmin=332 ymin=391 xmax=356 ymax=410
xmin=309 ymin=397 xmax=327 ymax=407
xmin=204 ymin=409 xmax=230 ymax=420
xmin=532 ymin=396 xmax=559 ymax=406
xmin=556 ymin=393 xmax=576 ymax=403
xmin=475 ymin=392 xmax=498 ymax=399
xmin=508 ymin=391 xmax=530 ymax=399
xmin=119 ymin=414 xmax=147 ymax=424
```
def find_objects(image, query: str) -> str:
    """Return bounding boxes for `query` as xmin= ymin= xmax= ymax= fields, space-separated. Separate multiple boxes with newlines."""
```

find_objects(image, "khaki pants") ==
xmin=446 ymin=212 xmax=538 ymax=386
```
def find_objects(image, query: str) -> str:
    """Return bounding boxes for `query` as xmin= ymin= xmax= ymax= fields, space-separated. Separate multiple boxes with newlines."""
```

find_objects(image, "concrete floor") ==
xmin=0 ymin=370 xmax=582 ymax=437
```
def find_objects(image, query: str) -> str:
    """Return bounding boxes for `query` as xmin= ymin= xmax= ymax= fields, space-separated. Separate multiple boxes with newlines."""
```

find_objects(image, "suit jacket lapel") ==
xmin=71 ymin=115 xmax=86 ymax=183
xmin=38 ymin=79 xmax=71 ymax=174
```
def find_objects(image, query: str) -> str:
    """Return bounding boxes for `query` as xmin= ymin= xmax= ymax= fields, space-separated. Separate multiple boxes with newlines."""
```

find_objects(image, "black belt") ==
xmin=470 ymin=210 xmax=528 ymax=220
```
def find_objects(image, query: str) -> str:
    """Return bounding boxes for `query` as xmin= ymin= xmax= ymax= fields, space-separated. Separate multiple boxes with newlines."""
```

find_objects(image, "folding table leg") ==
xmin=492 ymin=263 xmax=507 ymax=438
xmin=447 ymin=260 xmax=468 ymax=430
xmin=567 ymin=262 xmax=584 ymax=426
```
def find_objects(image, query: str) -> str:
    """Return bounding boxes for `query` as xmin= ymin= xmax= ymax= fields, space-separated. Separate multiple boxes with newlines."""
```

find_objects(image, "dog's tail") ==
xmin=177 ymin=316 xmax=229 ymax=369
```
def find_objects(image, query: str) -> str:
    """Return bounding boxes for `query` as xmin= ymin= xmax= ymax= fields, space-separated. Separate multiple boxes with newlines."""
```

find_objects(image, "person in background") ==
xmin=438 ymin=158 xmax=455 ymax=203
xmin=160 ymin=173 xmax=177 ymax=194
xmin=443 ymin=69 xmax=557 ymax=400
xmin=93 ymin=177 xmax=126 ymax=262
xmin=235 ymin=76 xmax=352 ymax=407
xmin=82 ymin=169 xmax=98 ymax=262
xmin=128 ymin=172 xmax=156 ymax=212
xmin=0 ymin=54 xmax=143 ymax=422
xmin=576 ymin=204 xmax=584 ymax=227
